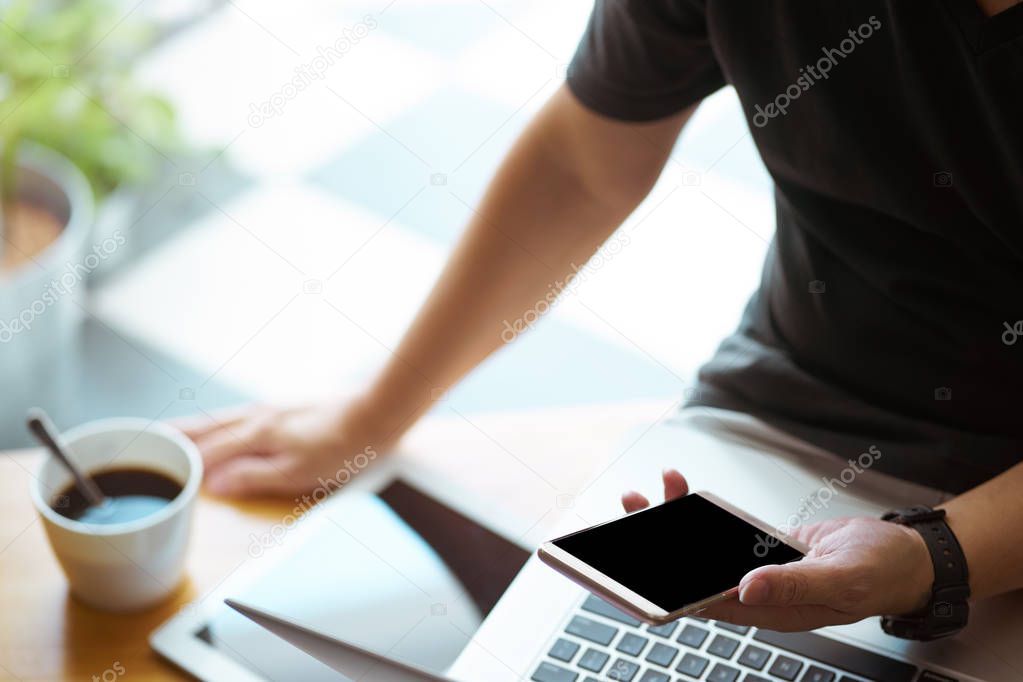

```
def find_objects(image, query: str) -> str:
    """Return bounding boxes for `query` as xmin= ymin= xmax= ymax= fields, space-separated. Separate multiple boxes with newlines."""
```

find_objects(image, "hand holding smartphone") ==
xmin=538 ymin=491 xmax=807 ymax=624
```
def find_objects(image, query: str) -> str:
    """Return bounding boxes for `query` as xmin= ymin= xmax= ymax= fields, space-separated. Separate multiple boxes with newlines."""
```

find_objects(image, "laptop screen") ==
xmin=193 ymin=479 xmax=531 ymax=680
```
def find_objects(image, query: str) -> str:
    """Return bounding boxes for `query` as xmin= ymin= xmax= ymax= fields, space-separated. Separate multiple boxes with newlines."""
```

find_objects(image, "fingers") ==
xmin=170 ymin=405 xmax=254 ymax=440
xmin=738 ymin=559 xmax=855 ymax=609
xmin=697 ymin=598 xmax=851 ymax=632
xmin=205 ymin=453 xmax=301 ymax=497
xmin=621 ymin=491 xmax=650 ymax=513
xmin=622 ymin=469 xmax=688 ymax=513
xmin=662 ymin=468 xmax=688 ymax=500
xmin=194 ymin=419 xmax=270 ymax=469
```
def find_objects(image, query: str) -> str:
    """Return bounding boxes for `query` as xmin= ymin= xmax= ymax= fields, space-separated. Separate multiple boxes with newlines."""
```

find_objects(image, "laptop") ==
xmin=151 ymin=412 xmax=1023 ymax=682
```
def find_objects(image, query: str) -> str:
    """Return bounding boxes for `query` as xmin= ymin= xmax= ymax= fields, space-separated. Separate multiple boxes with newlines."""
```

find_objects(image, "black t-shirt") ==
xmin=568 ymin=0 xmax=1023 ymax=493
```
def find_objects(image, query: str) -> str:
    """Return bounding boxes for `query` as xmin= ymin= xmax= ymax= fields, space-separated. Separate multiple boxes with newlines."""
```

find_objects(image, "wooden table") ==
xmin=0 ymin=401 xmax=673 ymax=681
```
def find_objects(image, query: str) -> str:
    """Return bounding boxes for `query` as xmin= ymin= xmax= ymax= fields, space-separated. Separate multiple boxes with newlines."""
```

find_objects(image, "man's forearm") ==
xmin=354 ymin=87 xmax=692 ymax=441
xmin=940 ymin=460 xmax=1023 ymax=600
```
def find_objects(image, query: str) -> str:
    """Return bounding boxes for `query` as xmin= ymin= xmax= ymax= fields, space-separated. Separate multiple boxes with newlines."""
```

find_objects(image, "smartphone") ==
xmin=538 ymin=491 xmax=807 ymax=624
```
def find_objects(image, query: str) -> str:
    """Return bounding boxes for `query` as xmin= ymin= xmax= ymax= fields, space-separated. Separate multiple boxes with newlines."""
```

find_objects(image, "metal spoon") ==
xmin=26 ymin=407 xmax=107 ymax=508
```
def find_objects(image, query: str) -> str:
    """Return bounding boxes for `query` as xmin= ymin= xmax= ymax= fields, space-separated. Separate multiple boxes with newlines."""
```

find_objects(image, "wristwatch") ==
xmin=880 ymin=505 xmax=970 ymax=641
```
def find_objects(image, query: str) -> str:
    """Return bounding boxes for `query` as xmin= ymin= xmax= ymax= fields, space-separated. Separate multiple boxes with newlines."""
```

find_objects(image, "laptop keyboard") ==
xmin=530 ymin=594 xmax=947 ymax=682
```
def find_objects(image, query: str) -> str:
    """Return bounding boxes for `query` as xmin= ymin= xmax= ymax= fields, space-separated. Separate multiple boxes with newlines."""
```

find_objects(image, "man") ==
xmin=180 ymin=0 xmax=1023 ymax=635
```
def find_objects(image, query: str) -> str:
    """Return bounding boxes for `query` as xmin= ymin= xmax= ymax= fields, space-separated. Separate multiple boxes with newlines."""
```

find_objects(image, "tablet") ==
xmin=150 ymin=469 xmax=530 ymax=681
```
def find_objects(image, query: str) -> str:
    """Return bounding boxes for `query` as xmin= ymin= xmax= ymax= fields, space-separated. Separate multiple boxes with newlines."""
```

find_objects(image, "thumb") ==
xmin=738 ymin=559 xmax=848 ymax=608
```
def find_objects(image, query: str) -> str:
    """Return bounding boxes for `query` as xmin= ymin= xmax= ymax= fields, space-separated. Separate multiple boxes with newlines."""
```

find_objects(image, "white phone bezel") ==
xmin=537 ymin=490 xmax=809 ymax=624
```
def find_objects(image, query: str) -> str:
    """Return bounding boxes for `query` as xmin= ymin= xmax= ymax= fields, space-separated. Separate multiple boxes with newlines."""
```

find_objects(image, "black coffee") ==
xmin=53 ymin=467 xmax=183 ymax=525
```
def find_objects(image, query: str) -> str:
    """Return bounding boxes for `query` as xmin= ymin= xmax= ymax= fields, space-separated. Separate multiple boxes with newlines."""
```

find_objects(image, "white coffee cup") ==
xmin=29 ymin=418 xmax=203 ymax=612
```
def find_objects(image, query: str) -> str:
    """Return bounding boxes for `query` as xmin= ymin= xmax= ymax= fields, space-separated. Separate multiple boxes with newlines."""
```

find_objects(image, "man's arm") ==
xmin=942 ymin=460 xmax=1023 ymax=599
xmin=354 ymin=85 xmax=695 ymax=440
xmin=182 ymin=86 xmax=695 ymax=496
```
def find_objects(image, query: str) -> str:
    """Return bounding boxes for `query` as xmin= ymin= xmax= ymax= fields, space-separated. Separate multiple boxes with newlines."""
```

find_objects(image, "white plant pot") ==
xmin=0 ymin=144 xmax=94 ymax=440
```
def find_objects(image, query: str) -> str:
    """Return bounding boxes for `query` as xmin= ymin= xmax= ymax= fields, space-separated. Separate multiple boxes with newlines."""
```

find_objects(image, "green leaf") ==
xmin=0 ymin=0 xmax=186 ymax=202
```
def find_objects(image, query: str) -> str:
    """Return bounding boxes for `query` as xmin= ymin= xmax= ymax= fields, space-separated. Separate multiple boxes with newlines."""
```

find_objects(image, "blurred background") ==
xmin=0 ymin=0 xmax=774 ymax=449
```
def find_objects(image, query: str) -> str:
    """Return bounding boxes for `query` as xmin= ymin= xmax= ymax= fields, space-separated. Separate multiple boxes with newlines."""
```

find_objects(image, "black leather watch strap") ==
xmin=880 ymin=505 xmax=970 ymax=641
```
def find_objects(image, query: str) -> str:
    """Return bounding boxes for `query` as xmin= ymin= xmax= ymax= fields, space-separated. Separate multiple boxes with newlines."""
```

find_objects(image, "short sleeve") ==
xmin=567 ymin=0 xmax=726 ymax=121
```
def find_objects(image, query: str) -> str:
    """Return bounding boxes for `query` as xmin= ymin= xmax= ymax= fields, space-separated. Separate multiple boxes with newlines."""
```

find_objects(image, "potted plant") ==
xmin=0 ymin=0 xmax=180 ymax=428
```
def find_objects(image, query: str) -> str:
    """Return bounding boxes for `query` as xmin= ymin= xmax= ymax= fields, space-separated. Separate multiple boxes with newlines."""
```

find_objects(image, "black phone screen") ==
xmin=551 ymin=494 xmax=803 ymax=613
